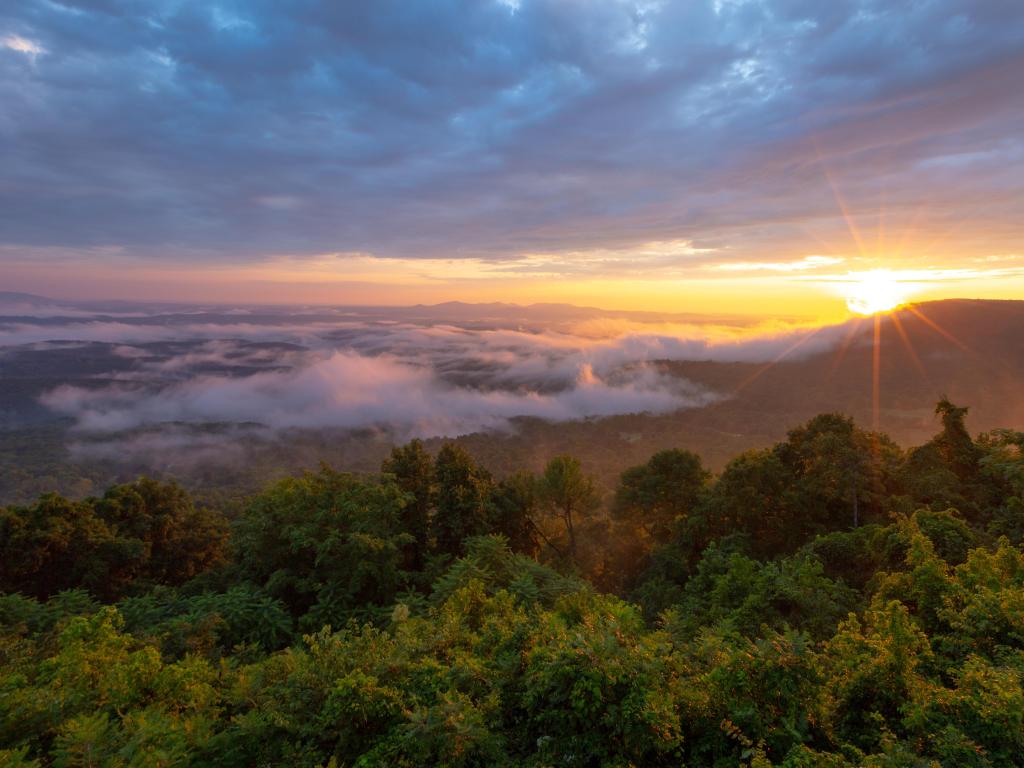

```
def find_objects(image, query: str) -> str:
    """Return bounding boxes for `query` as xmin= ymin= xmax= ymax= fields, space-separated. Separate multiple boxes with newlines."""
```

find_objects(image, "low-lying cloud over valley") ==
xmin=2 ymin=295 xmax=854 ymax=444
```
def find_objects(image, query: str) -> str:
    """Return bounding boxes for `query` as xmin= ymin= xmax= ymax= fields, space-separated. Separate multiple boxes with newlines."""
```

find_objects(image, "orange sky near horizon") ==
xmin=4 ymin=246 xmax=1023 ymax=324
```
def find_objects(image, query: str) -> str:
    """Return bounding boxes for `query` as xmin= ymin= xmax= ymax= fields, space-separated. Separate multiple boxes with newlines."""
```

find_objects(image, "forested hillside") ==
xmin=3 ymin=399 xmax=1024 ymax=766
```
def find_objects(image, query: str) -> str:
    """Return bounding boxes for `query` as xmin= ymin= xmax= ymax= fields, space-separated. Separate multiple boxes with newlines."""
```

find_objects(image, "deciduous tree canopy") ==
xmin=3 ymin=400 xmax=1024 ymax=766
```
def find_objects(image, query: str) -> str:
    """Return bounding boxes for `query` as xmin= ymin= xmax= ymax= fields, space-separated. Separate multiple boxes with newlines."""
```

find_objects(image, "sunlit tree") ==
xmin=538 ymin=455 xmax=600 ymax=564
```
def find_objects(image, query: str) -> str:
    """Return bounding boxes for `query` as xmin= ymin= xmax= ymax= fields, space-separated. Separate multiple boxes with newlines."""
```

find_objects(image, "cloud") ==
xmin=24 ymin=301 xmax=858 ymax=439
xmin=65 ymin=424 xmax=260 ymax=472
xmin=40 ymin=350 xmax=715 ymax=437
xmin=713 ymin=256 xmax=845 ymax=273
xmin=0 ymin=321 xmax=190 ymax=345
xmin=0 ymin=0 xmax=1021 ymax=273
xmin=0 ymin=317 xmax=360 ymax=346
xmin=1 ymin=34 xmax=45 ymax=57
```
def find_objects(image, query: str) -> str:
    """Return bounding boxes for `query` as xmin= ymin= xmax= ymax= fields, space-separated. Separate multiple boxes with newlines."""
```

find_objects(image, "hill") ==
xmin=447 ymin=299 xmax=1024 ymax=480
xmin=1 ymin=298 xmax=1023 ymax=504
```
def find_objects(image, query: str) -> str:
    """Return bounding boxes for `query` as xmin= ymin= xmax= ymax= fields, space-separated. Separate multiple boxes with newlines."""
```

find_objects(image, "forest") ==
xmin=2 ymin=399 xmax=1024 ymax=767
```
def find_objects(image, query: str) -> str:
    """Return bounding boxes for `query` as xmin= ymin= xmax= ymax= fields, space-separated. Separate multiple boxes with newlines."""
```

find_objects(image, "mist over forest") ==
xmin=4 ymin=341 xmax=1024 ymax=765
xmin=3 ymin=293 xmax=1023 ymax=506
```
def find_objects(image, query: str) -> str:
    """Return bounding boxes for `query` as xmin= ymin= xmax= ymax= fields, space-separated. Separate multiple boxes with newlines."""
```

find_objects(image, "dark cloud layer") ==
xmin=2 ymin=0 xmax=1022 ymax=267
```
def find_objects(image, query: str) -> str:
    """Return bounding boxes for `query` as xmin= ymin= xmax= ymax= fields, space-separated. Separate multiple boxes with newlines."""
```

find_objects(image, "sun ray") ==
xmin=876 ymin=189 xmax=886 ymax=257
xmin=889 ymin=311 xmax=930 ymax=385
xmin=814 ymin=141 xmax=869 ymax=258
xmin=872 ymin=314 xmax=882 ymax=432
xmin=906 ymin=305 xmax=969 ymax=351
xmin=906 ymin=303 xmax=1019 ymax=383
xmin=731 ymin=326 xmax=826 ymax=395
xmin=826 ymin=316 xmax=865 ymax=379
xmin=890 ymin=204 xmax=931 ymax=259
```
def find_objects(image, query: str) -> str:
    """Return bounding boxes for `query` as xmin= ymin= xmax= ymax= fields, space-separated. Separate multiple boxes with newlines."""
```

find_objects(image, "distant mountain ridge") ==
xmin=0 ymin=291 xmax=63 ymax=305
xmin=1 ymin=292 xmax=803 ymax=327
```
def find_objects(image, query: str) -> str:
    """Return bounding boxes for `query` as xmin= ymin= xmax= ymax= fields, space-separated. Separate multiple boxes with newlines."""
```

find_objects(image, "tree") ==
xmin=232 ymin=467 xmax=413 ymax=627
xmin=933 ymin=398 xmax=982 ymax=482
xmin=382 ymin=439 xmax=434 ymax=571
xmin=0 ymin=479 xmax=227 ymax=601
xmin=432 ymin=444 xmax=492 ymax=558
xmin=613 ymin=449 xmax=709 ymax=541
xmin=661 ymin=544 xmax=858 ymax=641
xmin=0 ymin=494 xmax=133 ymax=600
xmin=0 ymin=608 xmax=223 ymax=765
xmin=488 ymin=471 xmax=541 ymax=557
xmin=537 ymin=456 xmax=600 ymax=564
xmin=978 ymin=428 xmax=1024 ymax=542
xmin=901 ymin=399 xmax=988 ymax=521
xmin=778 ymin=413 xmax=898 ymax=531
xmin=816 ymin=599 xmax=935 ymax=752
xmin=520 ymin=593 xmax=683 ymax=767
xmin=699 ymin=448 xmax=792 ymax=557
xmin=694 ymin=415 xmax=899 ymax=561
xmin=94 ymin=477 xmax=228 ymax=587
xmin=9 ymin=401 xmax=1024 ymax=767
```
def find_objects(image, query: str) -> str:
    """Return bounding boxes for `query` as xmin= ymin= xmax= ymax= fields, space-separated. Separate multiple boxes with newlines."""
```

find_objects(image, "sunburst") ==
xmin=843 ymin=270 xmax=909 ymax=316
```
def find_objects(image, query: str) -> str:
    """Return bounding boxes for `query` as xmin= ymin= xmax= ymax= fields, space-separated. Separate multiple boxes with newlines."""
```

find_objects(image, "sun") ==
xmin=844 ymin=269 xmax=909 ymax=315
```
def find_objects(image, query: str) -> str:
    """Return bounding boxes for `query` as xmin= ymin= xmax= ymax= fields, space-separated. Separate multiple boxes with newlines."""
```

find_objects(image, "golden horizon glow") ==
xmin=3 ymin=245 xmax=1024 ymax=323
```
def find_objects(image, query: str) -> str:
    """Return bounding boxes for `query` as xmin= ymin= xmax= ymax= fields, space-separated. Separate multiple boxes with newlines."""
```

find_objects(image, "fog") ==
xmin=3 ymin=295 xmax=858 ymax=442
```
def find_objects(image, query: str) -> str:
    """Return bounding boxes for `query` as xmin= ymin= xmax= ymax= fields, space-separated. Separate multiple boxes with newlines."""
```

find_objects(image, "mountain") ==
xmin=0 ymin=291 xmax=62 ymax=306
xmin=451 ymin=299 xmax=1024 ymax=478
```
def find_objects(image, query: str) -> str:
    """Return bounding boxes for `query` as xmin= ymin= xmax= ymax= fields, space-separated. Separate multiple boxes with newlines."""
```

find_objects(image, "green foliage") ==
xmin=940 ymin=539 xmax=1024 ymax=661
xmin=118 ymin=585 xmax=294 ymax=657
xmin=3 ymin=400 xmax=1024 ymax=766
xmin=661 ymin=545 xmax=859 ymax=641
xmin=0 ymin=493 xmax=131 ymax=600
xmin=432 ymin=444 xmax=493 ymax=559
xmin=678 ymin=628 xmax=821 ymax=764
xmin=519 ymin=593 xmax=684 ymax=767
xmin=0 ymin=590 xmax=100 ymax=636
xmin=382 ymin=438 xmax=434 ymax=571
xmin=232 ymin=466 xmax=414 ymax=629
xmin=487 ymin=471 xmax=542 ymax=557
xmin=427 ymin=535 xmax=583 ymax=610
xmin=978 ymin=429 xmax=1024 ymax=544
xmin=933 ymin=398 xmax=983 ymax=482
xmin=0 ymin=746 xmax=41 ymax=767
xmin=613 ymin=448 xmax=709 ymax=540
xmin=800 ymin=524 xmax=901 ymax=592
xmin=93 ymin=477 xmax=228 ymax=589
xmin=697 ymin=414 xmax=901 ymax=561
xmin=913 ymin=507 xmax=977 ymax=565
xmin=0 ymin=608 xmax=222 ymax=764
xmin=0 ymin=478 xmax=227 ymax=601
xmin=537 ymin=455 xmax=600 ymax=563
xmin=816 ymin=599 xmax=935 ymax=751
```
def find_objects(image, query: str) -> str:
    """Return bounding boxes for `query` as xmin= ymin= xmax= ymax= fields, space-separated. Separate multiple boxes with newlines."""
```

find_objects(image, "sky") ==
xmin=2 ymin=0 xmax=1023 ymax=319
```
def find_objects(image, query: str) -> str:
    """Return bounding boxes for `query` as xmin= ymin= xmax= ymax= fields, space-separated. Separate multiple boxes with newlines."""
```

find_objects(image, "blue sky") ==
xmin=2 ymin=0 xmax=1023 ymax=311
